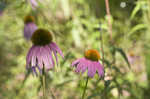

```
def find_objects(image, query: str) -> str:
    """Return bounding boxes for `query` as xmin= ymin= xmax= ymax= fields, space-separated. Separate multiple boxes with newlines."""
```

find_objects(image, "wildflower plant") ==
xmin=26 ymin=28 xmax=64 ymax=99
xmin=24 ymin=15 xmax=37 ymax=40
xmin=72 ymin=49 xmax=104 ymax=78
xmin=28 ymin=0 xmax=42 ymax=10
xmin=26 ymin=28 xmax=64 ymax=75
xmin=71 ymin=49 xmax=104 ymax=99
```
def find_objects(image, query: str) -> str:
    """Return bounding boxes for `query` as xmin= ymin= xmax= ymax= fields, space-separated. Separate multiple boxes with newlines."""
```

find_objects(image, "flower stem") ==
xmin=42 ymin=67 xmax=46 ymax=99
xmin=99 ymin=25 xmax=104 ymax=67
xmin=81 ymin=77 xmax=89 ymax=99
xmin=105 ymin=0 xmax=113 ymax=41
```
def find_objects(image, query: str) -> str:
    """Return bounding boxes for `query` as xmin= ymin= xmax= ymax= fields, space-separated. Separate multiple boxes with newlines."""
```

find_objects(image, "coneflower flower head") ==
xmin=26 ymin=28 xmax=64 ymax=76
xmin=24 ymin=15 xmax=35 ymax=24
xmin=85 ymin=49 xmax=100 ymax=61
xmin=31 ymin=29 xmax=52 ymax=46
xmin=24 ymin=15 xmax=37 ymax=40
xmin=72 ymin=49 xmax=104 ymax=78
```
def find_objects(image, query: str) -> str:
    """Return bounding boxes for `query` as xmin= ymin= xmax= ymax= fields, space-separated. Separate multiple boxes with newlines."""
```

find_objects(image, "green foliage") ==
xmin=115 ymin=47 xmax=131 ymax=69
xmin=0 ymin=0 xmax=149 ymax=99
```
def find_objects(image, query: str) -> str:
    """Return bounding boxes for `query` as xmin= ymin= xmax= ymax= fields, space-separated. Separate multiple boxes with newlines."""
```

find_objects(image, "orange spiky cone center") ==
xmin=85 ymin=49 xmax=100 ymax=61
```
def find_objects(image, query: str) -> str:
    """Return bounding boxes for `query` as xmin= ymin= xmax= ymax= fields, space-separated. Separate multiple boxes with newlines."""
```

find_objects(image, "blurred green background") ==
xmin=0 ymin=0 xmax=150 ymax=99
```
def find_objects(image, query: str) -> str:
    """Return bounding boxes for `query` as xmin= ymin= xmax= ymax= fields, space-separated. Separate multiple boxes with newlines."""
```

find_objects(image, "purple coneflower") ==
xmin=29 ymin=0 xmax=38 ymax=9
xmin=71 ymin=49 xmax=104 ymax=78
xmin=26 ymin=29 xmax=64 ymax=75
xmin=128 ymin=51 xmax=140 ymax=64
xmin=24 ymin=15 xmax=37 ymax=40
xmin=28 ymin=0 xmax=42 ymax=10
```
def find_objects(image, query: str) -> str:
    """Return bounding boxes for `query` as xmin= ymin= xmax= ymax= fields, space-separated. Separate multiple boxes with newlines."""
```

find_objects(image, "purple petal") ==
xmin=87 ymin=62 xmax=96 ymax=78
xmin=75 ymin=62 xmax=84 ymax=73
xmin=50 ymin=42 xmax=64 ymax=58
xmin=24 ymin=22 xmax=37 ymax=40
xmin=26 ymin=46 xmax=37 ymax=68
xmin=36 ymin=47 xmax=43 ymax=69
xmin=48 ymin=45 xmax=59 ymax=66
xmin=26 ymin=46 xmax=34 ymax=66
xmin=45 ymin=45 xmax=55 ymax=68
xmin=80 ymin=62 xmax=87 ymax=73
xmin=39 ymin=47 xmax=52 ymax=70
xmin=31 ymin=46 xmax=39 ymax=67
xmin=29 ymin=0 xmax=38 ymax=9
xmin=71 ymin=59 xmax=80 ymax=67
xmin=96 ymin=62 xmax=104 ymax=77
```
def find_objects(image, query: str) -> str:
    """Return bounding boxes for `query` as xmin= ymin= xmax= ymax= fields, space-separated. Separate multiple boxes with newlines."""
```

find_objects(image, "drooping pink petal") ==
xmin=75 ymin=62 xmax=83 ymax=73
xmin=71 ymin=58 xmax=81 ymax=67
xmin=29 ymin=0 xmax=38 ymax=9
xmin=50 ymin=42 xmax=64 ymax=58
xmin=48 ymin=45 xmax=58 ymax=66
xmin=87 ymin=61 xmax=96 ymax=78
xmin=46 ymin=45 xmax=55 ymax=67
xmin=96 ymin=62 xmax=104 ymax=77
xmin=31 ymin=46 xmax=39 ymax=67
xmin=40 ymin=47 xmax=49 ymax=67
xmin=26 ymin=45 xmax=35 ymax=67
xmin=80 ymin=62 xmax=88 ymax=74
xmin=42 ymin=46 xmax=54 ymax=70
xmin=36 ymin=47 xmax=43 ymax=69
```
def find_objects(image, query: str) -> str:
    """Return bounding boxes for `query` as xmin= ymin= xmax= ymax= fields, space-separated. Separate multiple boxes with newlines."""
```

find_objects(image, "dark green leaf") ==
xmin=115 ymin=47 xmax=131 ymax=69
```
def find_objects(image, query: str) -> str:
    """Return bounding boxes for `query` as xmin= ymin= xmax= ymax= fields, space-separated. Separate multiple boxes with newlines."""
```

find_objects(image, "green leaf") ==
xmin=87 ymin=86 xmax=115 ymax=99
xmin=102 ymin=59 xmax=111 ymax=67
xmin=115 ymin=47 xmax=131 ymax=69
xmin=128 ymin=24 xmax=146 ymax=36
xmin=130 ymin=2 xmax=141 ymax=19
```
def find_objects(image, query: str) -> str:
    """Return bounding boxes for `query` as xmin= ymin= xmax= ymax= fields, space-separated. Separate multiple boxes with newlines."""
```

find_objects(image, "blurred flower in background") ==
xmin=127 ymin=51 xmax=140 ymax=65
xmin=24 ymin=15 xmax=37 ymax=40
xmin=26 ymin=29 xmax=64 ymax=75
xmin=71 ymin=49 xmax=104 ymax=78
xmin=0 ymin=1 xmax=6 ymax=16
xmin=28 ymin=0 xmax=42 ymax=10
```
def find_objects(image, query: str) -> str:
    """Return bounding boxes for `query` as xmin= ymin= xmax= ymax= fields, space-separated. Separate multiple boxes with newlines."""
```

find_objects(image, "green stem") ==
xmin=81 ymin=77 xmax=89 ymax=99
xmin=42 ymin=67 xmax=46 ymax=99
xmin=99 ymin=25 xmax=104 ymax=67
xmin=105 ymin=0 xmax=113 ymax=41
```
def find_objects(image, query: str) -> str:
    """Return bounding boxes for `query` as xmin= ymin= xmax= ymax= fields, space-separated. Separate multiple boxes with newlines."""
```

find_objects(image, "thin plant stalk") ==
xmin=99 ymin=24 xmax=105 ymax=67
xmin=105 ymin=0 xmax=113 ymax=41
xmin=42 ymin=67 xmax=46 ymax=99
xmin=81 ymin=77 xmax=89 ymax=99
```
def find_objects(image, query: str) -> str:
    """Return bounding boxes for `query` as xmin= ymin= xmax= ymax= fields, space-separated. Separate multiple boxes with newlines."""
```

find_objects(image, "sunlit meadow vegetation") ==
xmin=0 ymin=0 xmax=150 ymax=99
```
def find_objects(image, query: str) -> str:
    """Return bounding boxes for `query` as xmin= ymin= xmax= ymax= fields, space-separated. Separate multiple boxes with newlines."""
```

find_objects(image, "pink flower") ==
xmin=127 ymin=51 xmax=140 ymax=64
xmin=29 ymin=0 xmax=38 ymax=9
xmin=23 ymin=15 xmax=37 ymax=40
xmin=29 ymin=0 xmax=42 ymax=10
xmin=26 ymin=29 xmax=64 ymax=75
xmin=71 ymin=49 xmax=104 ymax=78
